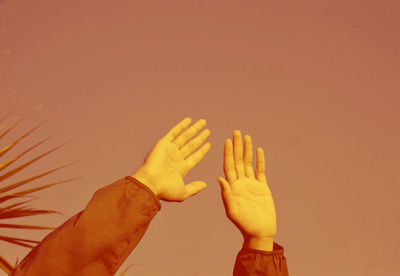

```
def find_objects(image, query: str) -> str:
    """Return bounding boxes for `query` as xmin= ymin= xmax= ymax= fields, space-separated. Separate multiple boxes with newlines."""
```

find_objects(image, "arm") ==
xmin=217 ymin=130 xmax=289 ymax=275
xmin=11 ymin=176 xmax=161 ymax=276
xmin=11 ymin=117 xmax=211 ymax=276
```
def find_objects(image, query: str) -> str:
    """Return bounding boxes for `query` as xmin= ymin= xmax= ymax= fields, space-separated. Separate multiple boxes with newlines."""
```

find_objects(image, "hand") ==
xmin=217 ymin=130 xmax=276 ymax=251
xmin=132 ymin=117 xmax=211 ymax=202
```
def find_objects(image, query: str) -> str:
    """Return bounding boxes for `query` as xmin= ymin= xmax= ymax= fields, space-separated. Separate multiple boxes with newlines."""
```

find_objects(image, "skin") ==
xmin=217 ymin=130 xmax=277 ymax=251
xmin=132 ymin=119 xmax=277 ymax=251
xmin=131 ymin=117 xmax=211 ymax=202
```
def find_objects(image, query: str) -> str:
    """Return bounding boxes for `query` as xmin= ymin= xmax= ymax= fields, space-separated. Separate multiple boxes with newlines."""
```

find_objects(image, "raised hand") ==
xmin=132 ymin=117 xmax=211 ymax=202
xmin=217 ymin=130 xmax=276 ymax=251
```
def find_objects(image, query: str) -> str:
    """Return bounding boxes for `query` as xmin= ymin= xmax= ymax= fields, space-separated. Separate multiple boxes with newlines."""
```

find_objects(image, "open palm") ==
xmin=133 ymin=118 xmax=211 ymax=202
xmin=218 ymin=130 xmax=276 ymax=240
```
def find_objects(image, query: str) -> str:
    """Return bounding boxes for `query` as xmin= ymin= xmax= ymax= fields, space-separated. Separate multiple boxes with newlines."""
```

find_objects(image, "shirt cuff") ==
xmin=125 ymin=175 xmax=162 ymax=211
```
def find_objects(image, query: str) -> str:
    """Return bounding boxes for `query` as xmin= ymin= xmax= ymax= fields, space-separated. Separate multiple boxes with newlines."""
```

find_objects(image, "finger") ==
xmin=243 ymin=135 xmax=254 ymax=178
xmin=186 ymin=142 xmax=211 ymax=172
xmin=255 ymin=147 xmax=267 ymax=183
xmin=217 ymin=177 xmax=238 ymax=217
xmin=233 ymin=130 xmax=245 ymax=178
xmin=223 ymin=139 xmax=237 ymax=183
xmin=173 ymin=118 xmax=206 ymax=148
xmin=185 ymin=181 xmax=207 ymax=199
xmin=181 ymin=128 xmax=210 ymax=158
xmin=163 ymin=117 xmax=192 ymax=141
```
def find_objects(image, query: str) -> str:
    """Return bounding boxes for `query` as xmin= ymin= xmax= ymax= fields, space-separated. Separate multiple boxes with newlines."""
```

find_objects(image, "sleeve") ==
xmin=10 ymin=176 xmax=161 ymax=276
xmin=233 ymin=242 xmax=289 ymax=276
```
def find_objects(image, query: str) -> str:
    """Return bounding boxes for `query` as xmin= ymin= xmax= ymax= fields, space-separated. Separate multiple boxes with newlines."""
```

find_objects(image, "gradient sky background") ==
xmin=1 ymin=0 xmax=399 ymax=275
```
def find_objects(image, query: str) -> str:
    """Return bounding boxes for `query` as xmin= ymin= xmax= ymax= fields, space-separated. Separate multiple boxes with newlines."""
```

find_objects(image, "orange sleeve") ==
xmin=10 ymin=176 xmax=161 ymax=276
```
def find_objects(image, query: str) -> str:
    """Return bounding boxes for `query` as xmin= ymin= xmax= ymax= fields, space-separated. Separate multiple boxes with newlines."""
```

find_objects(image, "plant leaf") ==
xmin=0 ymin=141 xmax=72 ymax=183
xmin=0 ymin=208 xmax=58 ymax=219
xmin=0 ymin=99 xmax=19 ymax=126
xmin=0 ymin=223 xmax=54 ymax=230
xmin=0 ymin=104 xmax=42 ymax=140
xmin=0 ymin=111 xmax=63 ymax=160
xmin=0 ymin=129 xmax=66 ymax=171
xmin=0 ymin=162 xmax=77 ymax=193
xmin=0 ymin=235 xmax=39 ymax=248
xmin=0 ymin=199 xmax=33 ymax=212
xmin=0 ymin=194 xmax=20 ymax=204
xmin=0 ymin=254 xmax=13 ymax=274
xmin=0 ymin=176 xmax=82 ymax=204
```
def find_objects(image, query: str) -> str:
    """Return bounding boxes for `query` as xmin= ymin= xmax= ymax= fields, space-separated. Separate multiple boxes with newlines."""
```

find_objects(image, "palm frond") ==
xmin=0 ymin=163 xmax=77 ymax=194
xmin=0 ymin=140 xmax=72 ymax=182
xmin=0 ymin=224 xmax=54 ymax=230
xmin=0 ymin=176 xmax=82 ymax=204
xmin=0 ymin=207 xmax=58 ymax=219
xmin=0 ymin=236 xmax=39 ymax=248
xmin=0 ymin=199 xmax=33 ymax=212
xmin=0 ymin=254 xmax=13 ymax=274
xmin=0 ymin=97 xmax=19 ymax=126
xmin=0 ymin=131 xmax=64 ymax=171
xmin=0 ymin=110 xmax=62 ymax=160
xmin=0 ymin=94 xmax=78 ymax=273
xmin=0 ymin=104 xmax=42 ymax=140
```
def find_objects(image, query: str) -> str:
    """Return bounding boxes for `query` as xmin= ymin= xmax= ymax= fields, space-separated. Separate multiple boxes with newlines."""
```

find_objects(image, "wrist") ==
xmin=243 ymin=236 xmax=275 ymax=251
xmin=131 ymin=169 xmax=159 ymax=197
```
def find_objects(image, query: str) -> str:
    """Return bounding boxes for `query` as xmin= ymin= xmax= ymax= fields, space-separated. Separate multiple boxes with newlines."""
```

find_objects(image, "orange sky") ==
xmin=1 ymin=1 xmax=399 ymax=275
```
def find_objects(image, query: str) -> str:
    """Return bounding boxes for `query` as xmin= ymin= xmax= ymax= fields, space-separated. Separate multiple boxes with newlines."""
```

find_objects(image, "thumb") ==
xmin=217 ymin=177 xmax=237 ymax=214
xmin=185 ymin=181 xmax=207 ymax=198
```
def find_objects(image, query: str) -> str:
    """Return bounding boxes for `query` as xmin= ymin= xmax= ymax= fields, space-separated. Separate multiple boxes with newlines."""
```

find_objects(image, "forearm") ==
xmin=131 ymin=169 xmax=160 ymax=198
xmin=11 ymin=176 xmax=161 ymax=276
xmin=243 ymin=236 xmax=274 ymax=251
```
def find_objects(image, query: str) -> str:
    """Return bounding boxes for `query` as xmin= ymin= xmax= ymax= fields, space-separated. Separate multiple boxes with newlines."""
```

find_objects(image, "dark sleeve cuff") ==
xmin=125 ymin=175 xmax=162 ymax=211
xmin=234 ymin=242 xmax=289 ymax=275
